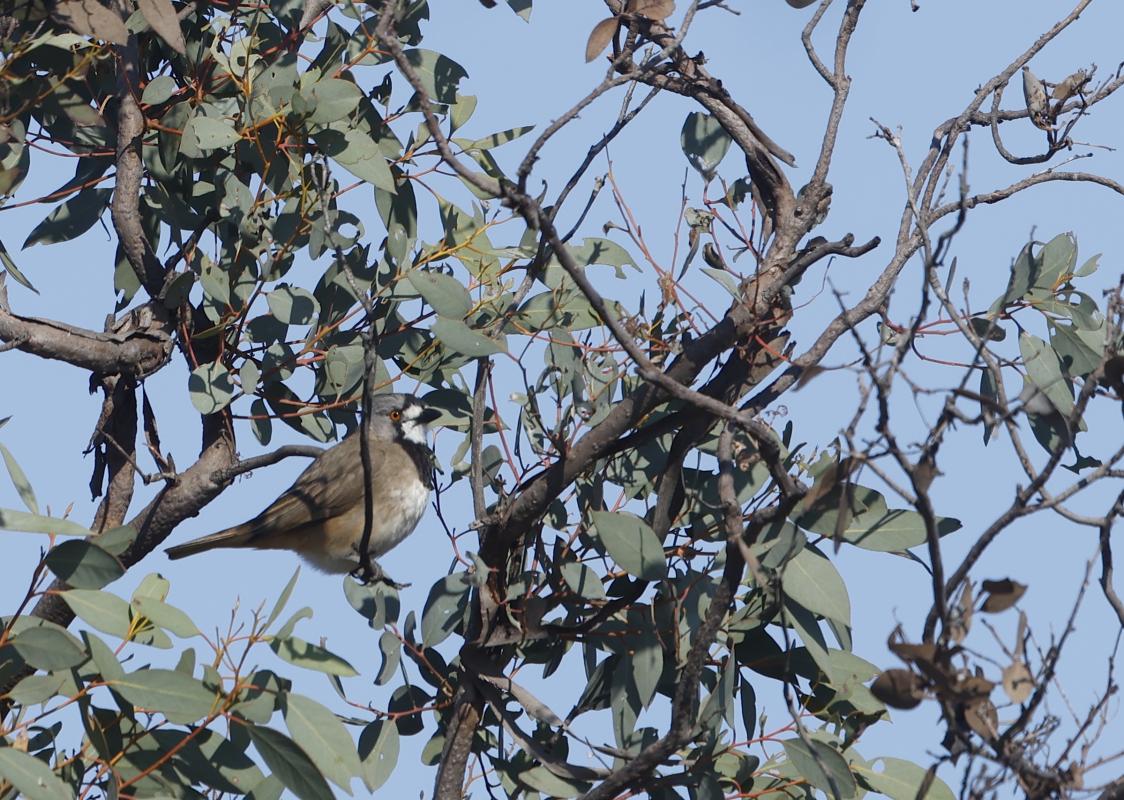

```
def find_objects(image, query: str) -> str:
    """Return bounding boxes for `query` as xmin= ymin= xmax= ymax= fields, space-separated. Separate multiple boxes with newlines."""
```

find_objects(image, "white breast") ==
xmin=369 ymin=477 xmax=430 ymax=557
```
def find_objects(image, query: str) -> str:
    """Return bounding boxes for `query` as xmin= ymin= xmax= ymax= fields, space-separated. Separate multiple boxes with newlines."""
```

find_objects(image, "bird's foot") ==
xmin=351 ymin=558 xmax=410 ymax=590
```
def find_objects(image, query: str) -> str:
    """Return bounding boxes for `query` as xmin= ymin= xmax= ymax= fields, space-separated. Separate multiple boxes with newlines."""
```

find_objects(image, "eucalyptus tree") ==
xmin=1 ymin=1 xmax=1122 ymax=798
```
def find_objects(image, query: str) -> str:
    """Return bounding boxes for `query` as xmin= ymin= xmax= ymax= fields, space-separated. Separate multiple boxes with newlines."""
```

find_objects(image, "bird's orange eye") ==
xmin=389 ymin=409 xmax=402 ymax=421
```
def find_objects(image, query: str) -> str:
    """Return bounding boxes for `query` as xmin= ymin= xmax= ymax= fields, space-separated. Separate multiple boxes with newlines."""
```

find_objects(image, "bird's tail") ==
xmin=165 ymin=525 xmax=255 ymax=560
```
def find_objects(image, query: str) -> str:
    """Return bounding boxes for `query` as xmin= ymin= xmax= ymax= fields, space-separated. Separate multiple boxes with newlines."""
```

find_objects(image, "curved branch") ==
xmin=0 ymin=276 xmax=173 ymax=378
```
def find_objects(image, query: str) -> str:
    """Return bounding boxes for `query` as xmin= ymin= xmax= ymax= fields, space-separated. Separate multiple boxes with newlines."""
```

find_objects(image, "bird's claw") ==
xmin=350 ymin=559 xmax=410 ymax=590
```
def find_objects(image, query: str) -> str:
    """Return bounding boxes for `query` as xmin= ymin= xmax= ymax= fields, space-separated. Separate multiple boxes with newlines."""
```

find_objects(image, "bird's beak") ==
xmin=417 ymin=406 xmax=442 ymax=425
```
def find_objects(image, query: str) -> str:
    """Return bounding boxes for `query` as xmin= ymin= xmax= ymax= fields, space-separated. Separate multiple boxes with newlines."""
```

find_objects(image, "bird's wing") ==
xmin=242 ymin=434 xmax=366 ymax=539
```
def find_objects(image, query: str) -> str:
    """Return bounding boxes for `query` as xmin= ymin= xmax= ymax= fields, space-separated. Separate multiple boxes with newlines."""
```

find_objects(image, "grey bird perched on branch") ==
xmin=166 ymin=393 xmax=440 ymax=575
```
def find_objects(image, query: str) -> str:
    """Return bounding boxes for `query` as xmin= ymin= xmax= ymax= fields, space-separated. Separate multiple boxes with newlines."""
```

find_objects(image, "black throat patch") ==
xmin=399 ymin=438 xmax=435 ymax=490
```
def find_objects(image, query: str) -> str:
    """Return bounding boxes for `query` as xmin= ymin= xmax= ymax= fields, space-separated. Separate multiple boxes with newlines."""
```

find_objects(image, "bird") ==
xmin=166 ymin=393 xmax=441 ymax=575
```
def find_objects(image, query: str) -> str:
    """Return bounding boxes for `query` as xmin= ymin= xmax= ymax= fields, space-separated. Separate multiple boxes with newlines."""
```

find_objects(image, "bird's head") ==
xmin=370 ymin=393 xmax=440 ymax=446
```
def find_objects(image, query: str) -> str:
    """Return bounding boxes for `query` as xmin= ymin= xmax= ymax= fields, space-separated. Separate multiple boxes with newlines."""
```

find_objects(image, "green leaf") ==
xmin=421 ymin=572 xmax=471 ymax=648
xmin=61 ymin=589 xmax=131 ymax=638
xmin=375 ymin=630 xmax=401 ymax=685
xmin=111 ymin=668 xmax=217 ymax=724
xmin=854 ymin=758 xmax=955 ymax=800
xmin=590 ymin=510 xmax=666 ymax=581
xmin=700 ymin=266 xmax=739 ymax=297
xmin=1034 ymin=232 xmax=1077 ymax=290
xmin=517 ymin=765 xmax=590 ymax=798
xmin=270 ymin=635 xmax=359 ymax=676
xmin=267 ymin=566 xmax=301 ymax=628
xmin=23 ymin=187 xmax=112 ymax=248
xmin=283 ymin=693 xmax=362 ymax=790
xmin=782 ymin=738 xmax=857 ymax=798
xmin=1051 ymin=321 xmax=1105 ymax=377
xmin=433 ymin=317 xmax=507 ymax=357
xmin=314 ymin=127 xmax=396 ymax=193
xmin=248 ymin=724 xmax=335 ymax=800
xmin=267 ymin=284 xmax=321 ymax=325
xmin=456 ymin=125 xmax=535 ymax=152
xmin=990 ymin=241 xmax=1039 ymax=313
xmin=9 ymin=671 xmax=67 ymax=705
xmin=0 ymin=441 xmax=38 ymax=513
xmin=1020 ymin=332 xmax=1074 ymax=416
xmin=251 ymin=398 xmax=273 ymax=445
xmin=358 ymin=719 xmax=399 ymax=792
xmin=681 ymin=111 xmax=733 ymax=178
xmin=303 ymin=77 xmax=363 ymax=125
xmin=0 ymin=508 xmax=90 ymax=537
xmin=183 ymin=116 xmax=242 ymax=150
xmin=780 ymin=545 xmax=851 ymax=626
xmin=407 ymin=269 xmax=472 ymax=318
xmin=131 ymin=596 xmax=201 ymax=638
xmin=0 ymin=237 xmax=39 ymax=292
xmin=83 ymin=630 xmax=125 ymax=682
xmin=402 ymin=49 xmax=468 ymax=104
xmin=141 ymin=74 xmax=178 ymax=105
xmin=0 ymin=748 xmax=72 ymax=800
xmin=263 ymin=382 xmax=334 ymax=442
xmin=189 ymin=362 xmax=236 ymax=415
xmin=11 ymin=626 xmax=87 ymax=670
xmin=44 ymin=539 xmax=124 ymax=589
xmin=560 ymin=561 xmax=607 ymax=600
xmin=343 ymin=576 xmax=400 ymax=629
xmin=783 ymin=597 xmax=836 ymax=686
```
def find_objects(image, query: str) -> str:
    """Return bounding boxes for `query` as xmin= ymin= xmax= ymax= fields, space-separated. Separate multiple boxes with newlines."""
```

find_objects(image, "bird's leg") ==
xmin=350 ymin=555 xmax=410 ymax=589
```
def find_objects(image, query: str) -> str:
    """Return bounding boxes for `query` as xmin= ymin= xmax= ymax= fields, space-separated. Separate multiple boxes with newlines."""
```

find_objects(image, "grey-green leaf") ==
xmin=407 ymin=269 xmax=472 ymax=318
xmin=433 ymin=317 xmax=507 ymax=357
xmin=590 ymin=510 xmax=666 ymax=581
xmin=782 ymin=738 xmax=857 ymax=799
xmin=183 ymin=116 xmax=242 ymax=150
xmin=23 ymin=187 xmax=112 ymax=248
xmin=61 ymin=589 xmax=132 ymax=638
xmin=189 ymin=362 xmax=236 ymax=415
xmin=0 ymin=441 xmax=38 ymax=513
xmin=270 ymin=635 xmax=359 ymax=676
xmin=560 ymin=561 xmax=607 ymax=600
xmin=421 ymin=572 xmax=471 ymax=648
xmin=855 ymin=758 xmax=955 ymax=800
xmin=0 ymin=748 xmax=72 ymax=800
xmin=44 ymin=539 xmax=124 ymax=589
xmin=681 ymin=111 xmax=733 ymax=179
xmin=132 ymin=595 xmax=201 ymax=638
xmin=358 ymin=719 xmax=399 ymax=792
xmin=284 ymin=693 xmax=362 ymax=791
xmin=268 ymin=284 xmax=320 ymax=325
xmin=0 ymin=508 xmax=91 ymax=537
xmin=780 ymin=545 xmax=851 ymax=627
xmin=248 ymin=724 xmax=335 ymax=800
xmin=11 ymin=626 xmax=87 ymax=670
xmin=111 ymin=668 xmax=217 ymax=723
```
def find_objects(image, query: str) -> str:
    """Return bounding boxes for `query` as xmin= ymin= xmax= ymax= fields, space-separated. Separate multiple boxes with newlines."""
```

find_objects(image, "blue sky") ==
xmin=2 ymin=0 xmax=1123 ymax=795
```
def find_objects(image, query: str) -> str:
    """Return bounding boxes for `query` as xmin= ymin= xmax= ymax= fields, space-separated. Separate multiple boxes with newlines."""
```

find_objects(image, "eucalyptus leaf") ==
xmin=590 ymin=510 xmax=666 ymax=582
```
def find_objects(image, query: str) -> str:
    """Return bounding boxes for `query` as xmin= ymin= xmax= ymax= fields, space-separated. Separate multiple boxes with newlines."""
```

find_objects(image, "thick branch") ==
xmin=0 ymin=276 xmax=172 ymax=378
